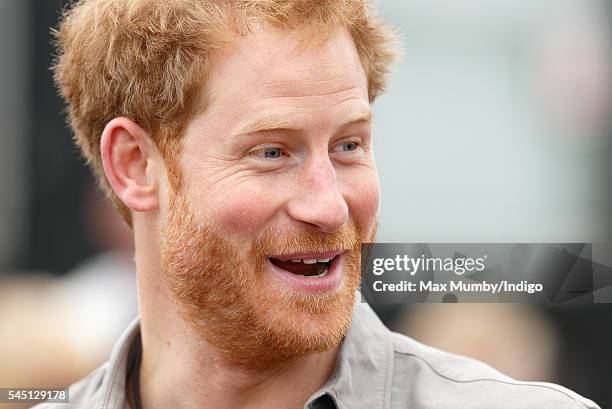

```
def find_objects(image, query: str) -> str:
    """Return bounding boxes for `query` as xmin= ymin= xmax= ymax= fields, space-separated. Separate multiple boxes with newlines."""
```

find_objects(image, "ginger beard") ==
xmin=160 ymin=188 xmax=375 ymax=369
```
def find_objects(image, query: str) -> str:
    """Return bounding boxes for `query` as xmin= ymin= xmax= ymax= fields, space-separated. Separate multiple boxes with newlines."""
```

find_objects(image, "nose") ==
xmin=285 ymin=155 xmax=348 ymax=233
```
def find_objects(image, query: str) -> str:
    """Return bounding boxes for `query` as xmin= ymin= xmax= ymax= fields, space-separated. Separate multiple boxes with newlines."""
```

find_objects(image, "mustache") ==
xmin=251 ymin=222 xmax=361 ymax=257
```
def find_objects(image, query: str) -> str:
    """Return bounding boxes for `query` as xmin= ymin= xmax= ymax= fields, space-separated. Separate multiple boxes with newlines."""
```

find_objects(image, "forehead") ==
xmin=200 ymin=26 xmax=370 ymax=133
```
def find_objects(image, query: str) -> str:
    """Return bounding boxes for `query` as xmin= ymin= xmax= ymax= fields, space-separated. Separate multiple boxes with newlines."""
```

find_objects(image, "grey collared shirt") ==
xmin=34 ymin=301 xmax=600 ymax=409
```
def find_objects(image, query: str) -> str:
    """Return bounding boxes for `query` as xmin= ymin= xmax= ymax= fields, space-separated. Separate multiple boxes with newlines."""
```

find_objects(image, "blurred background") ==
xmin=0 ymin=0 xmax=610 ymax=408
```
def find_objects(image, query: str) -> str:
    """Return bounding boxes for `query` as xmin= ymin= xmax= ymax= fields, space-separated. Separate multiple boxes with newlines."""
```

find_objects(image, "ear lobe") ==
xmin=100 ymin=117 xmax=160 ymax=213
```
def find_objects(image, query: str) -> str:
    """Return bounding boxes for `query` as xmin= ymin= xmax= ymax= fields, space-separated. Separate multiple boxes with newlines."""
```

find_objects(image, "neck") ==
xmin=137 ymin=313 xmax=338 ymax=409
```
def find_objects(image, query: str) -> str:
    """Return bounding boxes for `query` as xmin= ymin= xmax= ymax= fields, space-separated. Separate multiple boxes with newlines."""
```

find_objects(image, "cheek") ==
xmin=344 ymin=171 xmax=380 ymax=231
xmin=211 ymin=186 xmax=279 ymax=237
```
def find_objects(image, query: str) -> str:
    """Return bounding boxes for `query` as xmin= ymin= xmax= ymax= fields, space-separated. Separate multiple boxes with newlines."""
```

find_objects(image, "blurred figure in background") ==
xmin=392 ymin=304 xmax=560 ymax=382
xmin=530 ymin=0 xmax=612 ymax=139
xmin=59 ymin=183 xmax=137 ymax=355
xmin=0 ymin=183 xmax=136 ymax=407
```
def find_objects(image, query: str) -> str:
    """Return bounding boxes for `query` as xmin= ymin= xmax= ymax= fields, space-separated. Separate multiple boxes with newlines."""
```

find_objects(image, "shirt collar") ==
xmin=98 ymin=296 xmax=392 ymax=409
xmin=306 ymin=298 xmax=393 ymax=409
xmin=97 ymin=316 xmax=141 ymax=409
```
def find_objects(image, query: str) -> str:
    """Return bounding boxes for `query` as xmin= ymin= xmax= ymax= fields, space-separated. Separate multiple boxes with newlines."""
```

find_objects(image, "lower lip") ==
xmin=267 ymin=253 xmax=344 ymax=293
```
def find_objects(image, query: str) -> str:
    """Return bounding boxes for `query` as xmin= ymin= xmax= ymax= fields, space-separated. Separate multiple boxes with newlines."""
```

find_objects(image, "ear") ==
xmin=100 ymin=117 xmax=162 ymax=213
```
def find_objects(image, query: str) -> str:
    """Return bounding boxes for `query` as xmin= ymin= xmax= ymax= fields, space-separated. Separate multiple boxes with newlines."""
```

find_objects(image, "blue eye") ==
xmin=333 ymin=141 xmax=360 ymax=152
xmin=254 ymin=147 xmax=283 ymax=158
xmin=341 ymin=141 xmax=359 ymax=151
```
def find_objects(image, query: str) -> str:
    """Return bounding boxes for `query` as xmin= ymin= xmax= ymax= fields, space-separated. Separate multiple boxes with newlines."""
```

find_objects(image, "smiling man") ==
xmin=39 ymin=1 xmax=601 ymax=408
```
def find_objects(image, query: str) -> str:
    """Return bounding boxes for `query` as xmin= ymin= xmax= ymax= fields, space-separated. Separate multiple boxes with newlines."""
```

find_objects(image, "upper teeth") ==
xmin=290 ymin=257 xmax=332 ymax=263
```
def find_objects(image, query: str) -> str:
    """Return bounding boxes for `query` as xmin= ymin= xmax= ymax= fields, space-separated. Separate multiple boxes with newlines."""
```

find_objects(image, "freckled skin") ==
xmin=179 ymin=28 xmax=380 ymax=248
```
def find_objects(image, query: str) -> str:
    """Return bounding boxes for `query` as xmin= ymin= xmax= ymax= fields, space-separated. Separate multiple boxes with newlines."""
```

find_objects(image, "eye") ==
xmin=332 ymin=140 xmax=361 ymax=153
xmin=252 ymin=147 xmax=284 ymax=158
xmin=340 ymin=141 xmax=359 ymax=151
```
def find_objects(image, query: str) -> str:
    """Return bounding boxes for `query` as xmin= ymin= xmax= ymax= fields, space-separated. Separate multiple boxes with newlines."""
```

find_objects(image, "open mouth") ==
xmin=269 ymin=254 xmax=338 ymax=277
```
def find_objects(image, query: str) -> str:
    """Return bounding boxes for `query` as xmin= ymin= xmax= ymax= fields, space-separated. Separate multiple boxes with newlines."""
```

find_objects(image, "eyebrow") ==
xmin=231 ymin=108 xmax=373 ymax=137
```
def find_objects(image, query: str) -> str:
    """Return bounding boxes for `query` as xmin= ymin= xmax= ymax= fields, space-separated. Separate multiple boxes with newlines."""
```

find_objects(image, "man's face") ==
xmin=160 ymin=27 xmax=379 ymax=368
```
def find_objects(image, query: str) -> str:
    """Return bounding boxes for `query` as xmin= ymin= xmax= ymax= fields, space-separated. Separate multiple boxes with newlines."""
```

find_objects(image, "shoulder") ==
xmin=389 ymin=331 xmax=600 ymax=409
xmin=31 ymin=364 xmax=108 ymax=409
xmin=32 ymin=317 xmax=140 ymax=408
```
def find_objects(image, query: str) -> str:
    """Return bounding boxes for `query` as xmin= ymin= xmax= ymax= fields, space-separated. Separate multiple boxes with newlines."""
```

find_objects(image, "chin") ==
xmin=251 ymin=282 xmax=358 ymax=355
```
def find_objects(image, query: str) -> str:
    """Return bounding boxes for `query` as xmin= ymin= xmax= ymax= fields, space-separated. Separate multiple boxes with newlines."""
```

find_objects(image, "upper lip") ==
xmin=270 ymin=250 xmax=345 ymax=261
